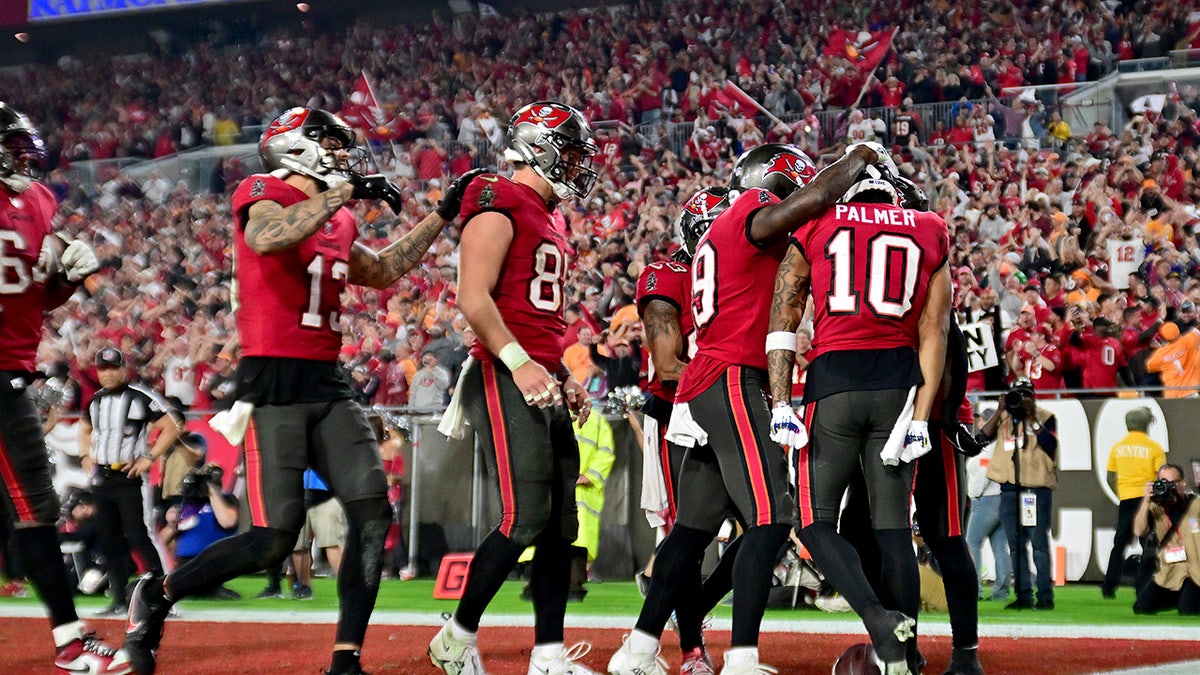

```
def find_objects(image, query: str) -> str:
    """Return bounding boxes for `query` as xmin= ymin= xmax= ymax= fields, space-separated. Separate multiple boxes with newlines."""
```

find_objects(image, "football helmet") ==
xmin=0 ymin=101 xmax=47 ymax=192
xmin=728 ymin=143 xmax=816 ymax=201
xmin=259 ymin=107 xmax=357 ymax=187
xmin=839 ymin=163 xmax=900 ymax=205
xmin=503 ymin=101 xmax=598 ymax=200
xmin=674 ymin=186 xmax=730 ymax=263
xmin=894 ymin=174 xmax=928 ymax=211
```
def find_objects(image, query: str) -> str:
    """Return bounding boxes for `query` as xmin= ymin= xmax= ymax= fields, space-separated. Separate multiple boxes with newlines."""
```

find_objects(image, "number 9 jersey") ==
xmin=460 ymin=173 xmax=569 ymax=371
xmin=231 ymin=173 xmax=357 ymax=360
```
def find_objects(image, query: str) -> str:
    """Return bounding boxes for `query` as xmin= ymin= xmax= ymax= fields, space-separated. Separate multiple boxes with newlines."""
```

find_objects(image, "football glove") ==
xmin=350 ymin=173 xmax=403 ymax=211
xmin=60 ymin=239 xmax=100 ymax=282
xmin=770 ymin=403 xmax=808 ymax=448
xmin=845 ymin=141 xmax=890 ymax=164
xmin=946 ymin=421 xmax=986 ymax=457
xmin=901 ymin=420 xmax=933 ymax=463
xmin=436 ymin=168 xmax=486 ymax=221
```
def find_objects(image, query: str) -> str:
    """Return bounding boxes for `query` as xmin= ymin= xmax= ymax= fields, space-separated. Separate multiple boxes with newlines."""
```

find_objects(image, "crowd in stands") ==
xmin=8 ymin=0 xmax=1200 ymax=414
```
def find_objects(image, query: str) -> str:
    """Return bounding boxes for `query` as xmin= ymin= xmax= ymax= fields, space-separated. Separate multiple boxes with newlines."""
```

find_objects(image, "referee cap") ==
xmin=95 ymin=348 xmax=124 ymax=367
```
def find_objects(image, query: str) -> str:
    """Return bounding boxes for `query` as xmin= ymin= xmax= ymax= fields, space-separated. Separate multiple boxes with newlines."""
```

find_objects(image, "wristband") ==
xmin=766 ymin=331 xmax=797 ymax=353
xmin=498 ymin=342 xmax=532 ymax=371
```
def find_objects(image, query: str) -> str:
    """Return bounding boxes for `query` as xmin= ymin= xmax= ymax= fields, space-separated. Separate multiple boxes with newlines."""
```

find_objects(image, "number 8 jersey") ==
xmin=460 ymin=174 xmax=569 ymax=371
xmin=231 ymin=173 xmax=357 ymax=360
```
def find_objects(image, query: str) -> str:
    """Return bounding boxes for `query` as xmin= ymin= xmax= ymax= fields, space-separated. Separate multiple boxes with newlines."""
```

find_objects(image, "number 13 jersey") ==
xmin=232 ymin=173 xmax=357 ymax=361
xmin=460 ymin=174 xmax=569 ymax=371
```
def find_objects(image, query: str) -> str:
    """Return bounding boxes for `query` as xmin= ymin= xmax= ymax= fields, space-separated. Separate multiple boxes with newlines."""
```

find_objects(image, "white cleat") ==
xmin=429 ymin=619 xmax=490 ymax=675
xmin=607 ymin=635 xmax=669 ymax=675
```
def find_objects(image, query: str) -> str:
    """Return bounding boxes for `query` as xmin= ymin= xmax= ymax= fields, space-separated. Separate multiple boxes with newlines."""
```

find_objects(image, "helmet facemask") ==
xmin=259 ymin=107 xmax=362 ymax=188
xmin=0 ymin=103 xmax=47 ymax=192
xmin=504 ymin=102 xmax=599 ymax=201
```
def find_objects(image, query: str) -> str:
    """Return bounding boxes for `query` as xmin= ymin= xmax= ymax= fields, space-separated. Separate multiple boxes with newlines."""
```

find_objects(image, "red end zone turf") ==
xmin=2 ymin=620 xmax=1196 ymax=674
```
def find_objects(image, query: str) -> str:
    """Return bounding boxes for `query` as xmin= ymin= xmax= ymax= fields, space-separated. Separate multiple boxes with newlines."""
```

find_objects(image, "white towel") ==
xmin=879 ymin=386 xmax=917 ymax=466
xmin=209 ymin=401 xmax=255 ymax=445
xmin=665 ymin=401 xmax=709 ymax=448
xmin=639 ymin=415 xmax=670 ymax=528
xmin=437 ymin=357 xmax=475 ymax=439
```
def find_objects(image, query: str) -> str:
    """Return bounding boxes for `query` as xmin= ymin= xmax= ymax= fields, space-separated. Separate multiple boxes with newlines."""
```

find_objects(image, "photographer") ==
xmin=161 ymin=464 xmax=239 ymax=569
xmin=1132 ymin=464 xmax=1200 ymax=615
xmin=980 ymin=378 xmax=1059 ymax=610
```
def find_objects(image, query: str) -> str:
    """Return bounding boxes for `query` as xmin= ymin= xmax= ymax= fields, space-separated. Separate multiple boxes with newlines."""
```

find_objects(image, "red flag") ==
xmin=339 ymin=72 xmax=391 ymax=131
xmin=824 ymin=27 xmax=897 ymax=72
xmin=721 ymin=82 xmax=762 ymax=117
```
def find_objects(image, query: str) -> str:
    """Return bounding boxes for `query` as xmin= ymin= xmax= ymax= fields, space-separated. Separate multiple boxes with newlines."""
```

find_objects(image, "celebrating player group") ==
xmin=2 ymin=88 xmax=981 ymax=675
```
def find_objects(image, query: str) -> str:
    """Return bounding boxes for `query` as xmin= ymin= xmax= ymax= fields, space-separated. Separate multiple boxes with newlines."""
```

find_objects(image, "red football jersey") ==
xmin=1066 ymin=329 xmax=1127 ymax=391
xmin=636 ymin=259 xmax=694 ymax=400
xmin=794 ymin=202 xmax=950 ymax=361
xmin=231 ymin=174 xmax=358 ymax=361
xmin=461 ymin=174 xmax=569 ymax=371
xmin=1018 ymin=343 xmax=1065 ymax=393
xmin=675 ymin=188 xmax=789 ymax=403
xmin=0 ymin=182 xmax=73 ymax=371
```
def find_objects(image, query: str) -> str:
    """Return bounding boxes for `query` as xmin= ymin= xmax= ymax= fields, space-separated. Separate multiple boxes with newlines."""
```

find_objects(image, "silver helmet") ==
xmin=258 ymin=107 xmax=357 ymax=186
xmin=503 ymin=101 xmax=598 ymax=200
xmin=0 ymin=102 xmax=46 ymax=192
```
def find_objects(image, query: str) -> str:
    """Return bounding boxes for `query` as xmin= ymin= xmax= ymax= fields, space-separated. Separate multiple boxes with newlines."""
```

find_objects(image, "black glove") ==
xmin=436 ymin=168 xmax=487 ymax=221
xmin=350 ymin=173 xmax=403 ymax=212
xmin=946 ymin=421 xmax=987 ymax=457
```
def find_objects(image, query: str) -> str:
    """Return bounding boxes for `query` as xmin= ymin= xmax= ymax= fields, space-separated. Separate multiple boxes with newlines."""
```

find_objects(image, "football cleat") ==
xmin=606 ymin=635 xmax=668 ymax=675
xmin=429 ymin=619 xmax=490 ymax=675
xmin=680 ymin=647 xmax=715 ymax=674
xmin=55 ymin=632 xmax=132 ymax=675
xmin=943 ymin=647 xmax=984 ymax=675
xmin=121 ymin=574 xmax=172 ymax=674
xmin=864 ymin=609 xmax=915 ymax=675
xmin=528 ymin=641 xmax=597 ymax=674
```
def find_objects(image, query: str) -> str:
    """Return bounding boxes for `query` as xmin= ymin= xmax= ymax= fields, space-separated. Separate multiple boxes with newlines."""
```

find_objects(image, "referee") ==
xmin=78 ymin=347 xmax=180 ymax=616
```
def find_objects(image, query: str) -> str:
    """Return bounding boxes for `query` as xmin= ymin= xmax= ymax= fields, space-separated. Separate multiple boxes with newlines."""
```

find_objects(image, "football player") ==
xmin=428 ymin=101 xmax=599 ymax=675
xmin=767 ymin=165 xmax=952 ymax=675
xmin=0 ymin=101 xmax=123 ymax=674
xmin=635 ymin=186 xmax=729 ymax=673
xmin=609 ymin=142 xmax=889 ymax=675
xmin=118 ymin=107 xmax=481 ymax=675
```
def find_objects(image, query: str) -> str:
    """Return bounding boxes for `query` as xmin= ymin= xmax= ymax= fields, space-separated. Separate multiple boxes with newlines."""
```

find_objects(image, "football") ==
xmin=832 ymin=642 xmax=882 ymax=675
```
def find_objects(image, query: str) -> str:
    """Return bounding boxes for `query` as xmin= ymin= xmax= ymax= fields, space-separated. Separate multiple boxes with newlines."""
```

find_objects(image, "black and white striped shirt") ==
xmin=84 ymin=384 xmax=171 ymax=466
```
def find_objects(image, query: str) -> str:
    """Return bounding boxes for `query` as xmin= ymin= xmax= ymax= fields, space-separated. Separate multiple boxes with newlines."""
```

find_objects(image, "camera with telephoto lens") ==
xmin=1004 ymin=379 xmax=1036 ymax=419
xmin=179 ymin=464 xmax=224 ymax=502
xmin=1150 ymin=478 xmax=1178 ymax=505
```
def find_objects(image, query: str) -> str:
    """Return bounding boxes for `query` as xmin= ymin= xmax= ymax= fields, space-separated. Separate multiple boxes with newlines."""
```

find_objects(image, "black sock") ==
xmin=11 ymin=526 xmax=77 ymax=627
xmin=635 ymin=525 xmax=714 ymax=637
xmin=698 ymin=535 xmax=742 ymax=616
xmin=673 ymin=546 xmax=705 ymax=651
xmin=926 ymin=535 xmax=979 ymax=648
xmin=729 ymin=524 xmax=790 ymax=647
xmin=874 ymin=528 xmax=920 ymax=620
xmin=799 ymin=521 xmax=880 ymax=614
xmin=168 ymin=526 xmax=295 ymax=600
xmin=454 ymin=528 xmax=526 ymax=632
xmin=335 ymin=500 xmax=390 ymax=645
xmin=529 ymin=536 xmax=572 ymax=644
xmin=329 ymin=648 xmax=361 ymax=674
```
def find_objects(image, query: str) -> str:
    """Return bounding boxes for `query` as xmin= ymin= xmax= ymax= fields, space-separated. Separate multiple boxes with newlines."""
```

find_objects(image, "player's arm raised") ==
xmin=348 ymin=169 xmax=483 ymax=288
xmin=767 ymin=244 xmax=811 ymax=407
xmin=243 ymin=183 xmax=354 ymax=254
xmin=913 ymin=264 xmax=953 ymax=423
xmin=641 ymin=299 xmax=686 ymax=385
xmin=749 ymin=144 xmax=880 ymax=244
xmin=457 ymin=212 xmax=561 ymax=409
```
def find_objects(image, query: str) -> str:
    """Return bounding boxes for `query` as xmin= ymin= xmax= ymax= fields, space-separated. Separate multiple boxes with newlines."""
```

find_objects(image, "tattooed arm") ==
xmin=768 ymin=243 xmax=811 ymax=406
xmin=748 ymin=145 xmax=872 ymax=246
xmin=640 ymin=298 xmax=686 ymax=385
xmin=348 ymin=212 xmax=449 ymax=289
xmin=244 ymin=182 xmax=354 ymax=254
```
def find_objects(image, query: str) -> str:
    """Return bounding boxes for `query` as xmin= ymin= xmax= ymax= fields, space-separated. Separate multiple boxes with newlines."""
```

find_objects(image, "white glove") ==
xmin=60 ymin=239 xmax=99 ymax=282
xmin=770 ymin=403 xmax=809 ymax=448
xmin=846 ymin=141 xmax=889 ymax=164
xmin=901 ymin=420 xmax=933 ymax=463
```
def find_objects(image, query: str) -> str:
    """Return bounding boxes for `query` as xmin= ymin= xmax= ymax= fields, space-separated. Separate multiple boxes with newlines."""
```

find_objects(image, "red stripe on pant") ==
xmin=482 ymin=361 xmax=517 ymax=538
xmin=659 ymin=431 xmax=677 ymax=527
xmin=797 ymin=401 xmax=817 ymax=528
xmin=726 ymin=368 xmax=772 ymax=526
xmin=940 ymin=434 xmax=963 ymax=536
xmin=0 ymin=437 xmax=35 ymax=521
xmin=244 ymin=419 xmax=269 ymax=527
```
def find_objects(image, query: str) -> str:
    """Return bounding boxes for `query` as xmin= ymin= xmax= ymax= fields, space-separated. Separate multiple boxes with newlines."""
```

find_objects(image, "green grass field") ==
xmin=11 ymin=575 xmax=1194 ymax=629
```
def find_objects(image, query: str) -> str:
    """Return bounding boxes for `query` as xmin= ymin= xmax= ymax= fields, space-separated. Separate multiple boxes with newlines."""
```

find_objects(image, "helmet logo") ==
xmin=514 ymin=105 xmax=572 ymax=130
xmin=763 ymin=153 xmax=815 ymax=185
xmin=264 ymin=108 xmax=308 ymax=138
xmin=683 ymin=190 xmax=725 ymax=217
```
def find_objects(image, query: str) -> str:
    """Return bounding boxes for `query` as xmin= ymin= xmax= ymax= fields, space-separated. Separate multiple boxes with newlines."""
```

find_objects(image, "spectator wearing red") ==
xmin=1016 ymin=324 xmax=1065 ymax=394
xmin=1065 ymin=315 xmax=1131 ymax=397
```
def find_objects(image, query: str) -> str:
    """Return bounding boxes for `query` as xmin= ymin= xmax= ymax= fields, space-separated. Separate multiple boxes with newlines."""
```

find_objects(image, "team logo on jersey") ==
xmin=683 ymin=191 xmax=725 ymax=218
xmin=763 ymin=153 xmax=816 ymax=186
xmin=478 ymin=184 xmax=495 ymax=207
xmin=250 ymin=178 xmax=266 ymax=198
xmin=512 ymin=105 xmax=572 ymax=130
xmin=646 ymin=271 xmax=658 ymax=291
